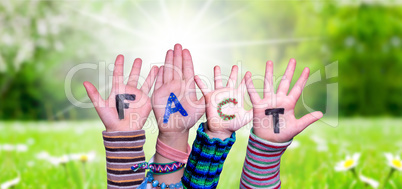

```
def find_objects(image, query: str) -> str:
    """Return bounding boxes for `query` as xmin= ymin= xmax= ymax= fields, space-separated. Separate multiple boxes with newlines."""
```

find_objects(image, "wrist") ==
xmin=157 ymin=131 xmax=189 ymax=152
xmin=204 ymin=122 xmax=233 ymax=140
xmin=250 ymin=128 xmax=292 ymax=149
xmin=158 ymin=130 xmax=190 ymax=141
xmin=105 ymin=120 xmax=144 ymax=132
xmin=105 ymin=127 xmax=142 ymax=132
xmin=252 ymin=127 xmax=291 ymax=143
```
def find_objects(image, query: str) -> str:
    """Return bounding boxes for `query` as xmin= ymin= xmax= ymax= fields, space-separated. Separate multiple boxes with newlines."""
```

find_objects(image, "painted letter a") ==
xmin=163 ymin=93 xmax=188 ymax=123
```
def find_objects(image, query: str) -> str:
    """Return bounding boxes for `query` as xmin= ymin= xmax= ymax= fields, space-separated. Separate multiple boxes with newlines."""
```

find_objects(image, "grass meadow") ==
xmin=1 ymin=118 xmax=401 ymax=188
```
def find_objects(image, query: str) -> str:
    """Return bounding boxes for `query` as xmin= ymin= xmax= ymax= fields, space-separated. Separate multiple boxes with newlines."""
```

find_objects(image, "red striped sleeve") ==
xmin=240 ymin=129 xmax=292 ymax=189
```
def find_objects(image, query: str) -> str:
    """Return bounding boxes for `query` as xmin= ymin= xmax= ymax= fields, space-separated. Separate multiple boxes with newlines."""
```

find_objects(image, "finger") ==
xmin=163 ymin=50 xmax=174 ymax=83
xmin=141 ymin=66 xmax=159 ymax=94
xmin=264 ymin=60 xmax=274 ymax=98
xmin=288 ymin=67 xmax=310 ymax=102
xmin=277 ymin=58 xmax=296 ymax=95
xmin=183 ymin=49 xmax=195 ymax=80
xmin=214 ymin=66 xmax=223 ymax=90
xmin=241 ymin=109 xmax=253 ymax=128
xmin=183 ymin=49 xmax=197 ymax=100
xmin=244 ymin=71 xmax=261 ymax=104
xmin=173 ymin=44 xmax=183 ymax=80
xmin=194 ymin=97 xmax=206 ymax=116
xmin=194 ymin=75 xmax=211 ymax=96
xmin=227 ymin=65 xmax=238 ymax=88
xmin=238 ymin=77 xmax=249 ymax=109
xmin=154 ymin=66 xmax=164 ymax=90
xmin=127 ymin=58 xmax=142 ymax=88
xmin=111 ymin=55 xmax=125 ymax=91
xmin=297 ymin=111 xmax=323 ymax=133
xmin=238 ymin=76 xmax=247 ymax=104
xmin=83 ymin=81 xmax=105 ymax=107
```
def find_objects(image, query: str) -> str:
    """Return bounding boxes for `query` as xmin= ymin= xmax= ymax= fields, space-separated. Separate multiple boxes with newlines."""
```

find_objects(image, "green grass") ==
xmin=1 ymin=118 xmax=401 ymax=188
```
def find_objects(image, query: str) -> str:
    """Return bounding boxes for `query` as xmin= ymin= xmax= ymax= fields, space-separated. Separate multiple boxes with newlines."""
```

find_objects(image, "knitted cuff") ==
xmin=102 ymin=130 xmax=146 ymax=189
xmin=248 ymin=128 xmax=292 ymax=152
xmin=240 ymin=129 xmax=292 ymax=189
xmin=182 ymin=122 xmax=236 ymax=189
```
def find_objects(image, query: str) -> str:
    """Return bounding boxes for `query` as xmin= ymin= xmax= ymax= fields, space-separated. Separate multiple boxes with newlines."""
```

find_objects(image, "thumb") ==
xmin=194 ymin=97 xmax=206 ymax=118
xmin=83 ymin=81 xmax=105 ymax=107
xmin=239 ymin=109 xmax=253 ymax=130
xmin=296 ymin=111 xmax=323 ymax=133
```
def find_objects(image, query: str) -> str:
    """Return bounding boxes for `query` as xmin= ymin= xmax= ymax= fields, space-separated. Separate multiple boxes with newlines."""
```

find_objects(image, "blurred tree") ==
xmin=234 ymin=1 xmax=402 ymax=117
xmin=231 ymin=1 xmax=329 ymax=118
xmin=0 ymin=1 xmax=98 ymax=120
xmin=1 ymin=1 xmax=400 ymax=120
xmin=325 ymin=2 xmax=402 ymax=116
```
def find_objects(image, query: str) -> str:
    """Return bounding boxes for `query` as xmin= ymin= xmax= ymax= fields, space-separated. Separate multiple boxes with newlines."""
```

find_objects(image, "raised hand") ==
xmin=151 ymin=44 xmax=205 ymax=136
xmin=245 ymin=59 xmax=323 ymax=143
xmin=151 ymin=44 xmax=205 ymax=185
xmin=195 ymin=65 xmax=253 ymax=140
xmin=84 ymin=55 xmax=158 ymax=132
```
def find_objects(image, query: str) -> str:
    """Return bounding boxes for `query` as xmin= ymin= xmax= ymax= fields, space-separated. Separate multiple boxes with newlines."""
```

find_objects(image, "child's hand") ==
xmin=245 ymin=59 xmax=323 ymax=143
xmin=151 ymin=44 xmax=205 ymax=184
xmin=152 ymin=44 xmax=204 ymax=134
xmin=84 ymin=55 xmax=158 ymax=132
xmin=151 ymin=44 xmax=205 ymax=137
xmin=195 ymin=65 xmax=253 ymax=140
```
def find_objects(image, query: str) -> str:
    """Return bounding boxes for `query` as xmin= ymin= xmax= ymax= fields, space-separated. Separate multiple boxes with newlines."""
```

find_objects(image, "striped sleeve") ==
xmin=102 ymin=130 xmax=146 ymax=189
xmin=240 ymin=129 xmax=292 ymax=189
xmin=182 ymin=122 xmax=236 ymax=189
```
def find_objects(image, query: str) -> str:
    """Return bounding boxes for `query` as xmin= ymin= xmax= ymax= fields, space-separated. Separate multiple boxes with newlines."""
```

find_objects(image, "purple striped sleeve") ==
xmin=102 ymin=130 xmax=146 ymax=189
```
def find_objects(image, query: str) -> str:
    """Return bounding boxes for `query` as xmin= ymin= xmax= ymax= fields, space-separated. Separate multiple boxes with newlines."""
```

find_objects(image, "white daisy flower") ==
xmin=70 ymin=151 xmax=96 ymax=163
xmin=335 ymin=153 xmax=361 ymax=172
xmin=36 ymin=151 xmax=51 ymax=159
xmin=36 ymin=151 xmax=71 ymax=166
xmin=385 ymin=153 xmax=402 ymax=171
xmin=0 ymin=144 xmax=28 ymax=152
xmin=44 ymin=157 xmax=60 ymax=166
xmin=26 ymin=138 xmax=35 ymax=145
xmin=27 ymin=161 xmax=35 ymax=167
xmin=58 ymin=155 xmax=70 ymax=165
xmin=1 ymin=176 xmax=20 ymax=189
xmin=359 ymin=174 xmax=379 ymax=188
xmin=15 ymin=144 xmax=28 ymax=152
xmin=1 ymin=144 xmax=14 ymax=151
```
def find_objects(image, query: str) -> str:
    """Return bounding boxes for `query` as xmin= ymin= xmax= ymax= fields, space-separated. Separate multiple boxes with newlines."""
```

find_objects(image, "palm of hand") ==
xmin=195 ymin=65 xmax=252 ymax=136
xmin=251 ymin=94 xmax=301 ymax=143
xmin=204 ymin=87 xmax=251 ymax=134
xmin=99 ymin=87 xmax=152 ymax=131
xmin=152 ymin=80 xmax=203 ymax=133
xmin=84 ymin=55 xmax=158 ymax=132
xmin=151 ymin=45 xmax=204 ymax=134
xmin=246 ymin=59 xmax=323 ymax=143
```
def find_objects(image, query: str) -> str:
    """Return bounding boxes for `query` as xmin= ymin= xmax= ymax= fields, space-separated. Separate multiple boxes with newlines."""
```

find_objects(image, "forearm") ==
xmin=103 ymin=130 xmax=146 ymax=189
xmin=153 ymin=131 xmax=190 ymax=185
xmin=182 ymin=122 xmax=236 ymax=189
xmin=240 ymin=129 xmax=292 ymax=189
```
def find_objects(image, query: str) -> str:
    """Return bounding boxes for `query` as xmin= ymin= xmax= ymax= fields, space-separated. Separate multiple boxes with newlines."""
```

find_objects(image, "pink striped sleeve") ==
xmin=240 ymin=129 xmax=292 ymax=189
